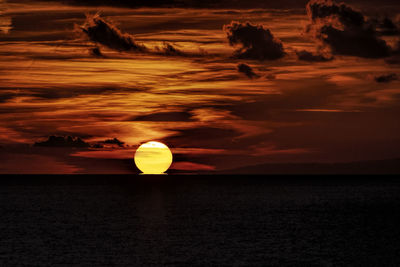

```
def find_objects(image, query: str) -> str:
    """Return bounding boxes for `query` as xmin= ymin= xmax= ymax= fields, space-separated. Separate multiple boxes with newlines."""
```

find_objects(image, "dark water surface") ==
xmin=0 ymin=176 xmax=399 ymax=266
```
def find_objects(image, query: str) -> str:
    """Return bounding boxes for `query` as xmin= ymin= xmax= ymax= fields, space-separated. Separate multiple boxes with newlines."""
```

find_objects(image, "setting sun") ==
xmin=134 ymin=141 xmax=173 ymax=174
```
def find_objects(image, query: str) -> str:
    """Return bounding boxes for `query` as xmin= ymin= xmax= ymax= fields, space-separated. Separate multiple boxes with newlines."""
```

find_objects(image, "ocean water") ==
xmin=0 ymin=176 xmax=399 ymax=266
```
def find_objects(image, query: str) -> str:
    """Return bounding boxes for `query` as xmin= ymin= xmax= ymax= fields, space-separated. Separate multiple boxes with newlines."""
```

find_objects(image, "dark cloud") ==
xmin=306 ymin=0 xmax=391 ymax=58
xmin=88 ymin=138 xmax=126 ymax=148
xmin=103 ymin=138 xmax=125 ymax=147
xmin=296 ymin=50 xmax=333 ymax=62
xmin=33 ymin=136 xmax=127 ymax=149
xmin=376 ymin=17 xmax=400 ymax=36
xmin=80 ymin=14 xmax=192 ymax=57
xmin=307 ymin=0 xmax=365 ymax=27
xmin=34 ymin=136 xmax=90 ymax=148
xmin=90 ymin=46 xmax=103 ymax=57
xmin=223 ymin=21 xmax=285 ymax=60
xmin=237 ymin=63 xmax=259 ymax=78
xmin=155 ymin=42 xmax=185 ymax=56
xmin=374 ymin=73 xmax=398 ymax=83
xmin=80 ymin=13 xmax=147 ymax=52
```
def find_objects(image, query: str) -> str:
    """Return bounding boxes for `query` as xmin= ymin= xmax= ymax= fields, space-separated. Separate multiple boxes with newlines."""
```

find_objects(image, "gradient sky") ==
xmin=0 ymin=0 xmax=400 ymax=173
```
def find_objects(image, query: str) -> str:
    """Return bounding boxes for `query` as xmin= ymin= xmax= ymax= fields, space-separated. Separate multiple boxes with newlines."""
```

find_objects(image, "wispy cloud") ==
xmin=0 ymin=0 xmax=12 ymax=35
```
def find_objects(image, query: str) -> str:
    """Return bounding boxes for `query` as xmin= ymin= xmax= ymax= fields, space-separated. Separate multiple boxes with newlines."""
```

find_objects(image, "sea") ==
xmin=0 ymin=175 xmax=399 ymax=266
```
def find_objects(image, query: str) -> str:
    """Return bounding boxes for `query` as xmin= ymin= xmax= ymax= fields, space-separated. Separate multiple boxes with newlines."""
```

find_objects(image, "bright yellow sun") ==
xmin=134 ymin=141 xmax=173 ymax=174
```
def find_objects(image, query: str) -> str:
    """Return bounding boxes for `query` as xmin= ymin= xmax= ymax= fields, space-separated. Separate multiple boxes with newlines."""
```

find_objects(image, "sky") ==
xmin=0 ymin=0 xmax=400 ymax=173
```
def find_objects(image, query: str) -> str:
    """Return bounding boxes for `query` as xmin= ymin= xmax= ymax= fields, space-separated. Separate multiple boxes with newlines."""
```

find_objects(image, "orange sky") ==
xmin=0 ymin=0 xmax=400 ymax=173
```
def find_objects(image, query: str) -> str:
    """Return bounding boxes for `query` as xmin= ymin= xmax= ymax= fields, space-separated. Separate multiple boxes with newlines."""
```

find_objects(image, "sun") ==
xmin=134 ymin=141 xmax=173 ymax=174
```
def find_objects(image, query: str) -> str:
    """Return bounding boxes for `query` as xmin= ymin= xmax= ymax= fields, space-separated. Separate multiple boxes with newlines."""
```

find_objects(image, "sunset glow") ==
xmin=0 ymin=0 xmax=399 ymax=174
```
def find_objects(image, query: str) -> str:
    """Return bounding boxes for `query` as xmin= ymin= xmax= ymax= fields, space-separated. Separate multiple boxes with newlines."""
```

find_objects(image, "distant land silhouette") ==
xmin=214 ymin=158 xmax=400 ymax=175
xmin=34 ymin=136 xmax=90 ymax=148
